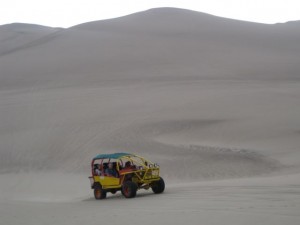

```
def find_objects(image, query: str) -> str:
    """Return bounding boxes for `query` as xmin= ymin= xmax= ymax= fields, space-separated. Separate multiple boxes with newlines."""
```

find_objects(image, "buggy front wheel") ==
xmin=151 ymin=177 xmax=165 ymax=194
xmin=122 ymin=181 xmax=138 ymax=198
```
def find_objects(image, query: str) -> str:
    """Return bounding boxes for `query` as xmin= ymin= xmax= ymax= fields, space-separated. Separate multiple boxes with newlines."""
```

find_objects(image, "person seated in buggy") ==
xmin=105 ymin=162 xmax=118 ymax=177
xmin=94 ymin=164 xmax=102 ymax=176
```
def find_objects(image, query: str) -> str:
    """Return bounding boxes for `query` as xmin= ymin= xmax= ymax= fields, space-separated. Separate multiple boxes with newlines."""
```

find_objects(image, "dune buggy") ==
xmin=89 ymin=153 xmax=165 ymax=199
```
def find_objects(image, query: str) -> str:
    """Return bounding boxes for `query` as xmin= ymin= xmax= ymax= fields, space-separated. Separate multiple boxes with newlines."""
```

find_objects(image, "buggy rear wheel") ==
xmin=110 ymin=189 xmax=117 ymax=194
xmin=94 ymin=186 xmax=107 ymax=199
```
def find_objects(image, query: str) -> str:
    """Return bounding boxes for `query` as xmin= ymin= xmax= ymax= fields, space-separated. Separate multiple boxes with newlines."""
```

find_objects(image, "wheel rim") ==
xmin=124 ymin=186 xmax=130 ymax=196
xmin=95 ymin=189 xmax=101 ymax=198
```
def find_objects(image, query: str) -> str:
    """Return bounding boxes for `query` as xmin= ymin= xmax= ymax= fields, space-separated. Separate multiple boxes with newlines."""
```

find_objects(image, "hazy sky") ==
xmin=1 ymin=0 xmax=299 ymax=28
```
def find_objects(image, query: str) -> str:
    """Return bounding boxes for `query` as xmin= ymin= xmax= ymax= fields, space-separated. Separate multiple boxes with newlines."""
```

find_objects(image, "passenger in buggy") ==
xmin=94 ymin=164 xmax=102 ymax=176
xmin=105 ymin=162 xmax=118 ymax=177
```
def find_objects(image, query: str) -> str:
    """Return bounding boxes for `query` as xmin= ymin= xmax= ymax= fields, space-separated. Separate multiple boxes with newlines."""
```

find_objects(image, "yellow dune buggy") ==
xmin=89 ymin=153 xmax=165 ymax=199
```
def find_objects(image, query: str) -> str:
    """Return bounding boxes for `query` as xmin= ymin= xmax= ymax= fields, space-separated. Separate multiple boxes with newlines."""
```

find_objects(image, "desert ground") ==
xmin=0 ymin=8 xmax=300 ymax=225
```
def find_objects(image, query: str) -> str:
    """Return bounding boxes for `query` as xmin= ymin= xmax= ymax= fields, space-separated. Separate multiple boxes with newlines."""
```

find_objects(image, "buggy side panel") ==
xmin=94 ymin=175 xmax=120 ymax=188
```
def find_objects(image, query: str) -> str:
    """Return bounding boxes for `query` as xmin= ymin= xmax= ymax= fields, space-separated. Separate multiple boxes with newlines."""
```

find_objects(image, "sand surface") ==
xmin=0 ymin=8 xmax=300 ymax=224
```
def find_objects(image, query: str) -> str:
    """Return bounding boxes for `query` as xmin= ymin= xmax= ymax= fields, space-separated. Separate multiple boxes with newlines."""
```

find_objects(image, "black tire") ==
xmin=151 ymin=177 xmax=165 ymax=194
xmin=110 ymin=189 xmax=117 ymax=194
xmin=94 ymin=185 xmax=107 ymax=200
xmin=122 ymin=181 xmax=138 ymax=198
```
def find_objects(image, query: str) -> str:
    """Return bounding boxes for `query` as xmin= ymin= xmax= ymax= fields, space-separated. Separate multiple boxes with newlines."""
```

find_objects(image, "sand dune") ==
xmin=0 ymin=23 xmax=61 ymax=57
xmin=1 ymin=7 xmax=300 ymax=177
xmin=1 ymin=8 xmax=300 ymax=90
xmin=0 ymin=7 xmax=300 ymax=225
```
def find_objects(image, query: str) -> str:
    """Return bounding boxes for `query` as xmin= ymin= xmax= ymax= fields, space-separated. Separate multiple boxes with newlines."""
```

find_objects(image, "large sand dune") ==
xmin=0 ymin=8 xmax=300 ymax=225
